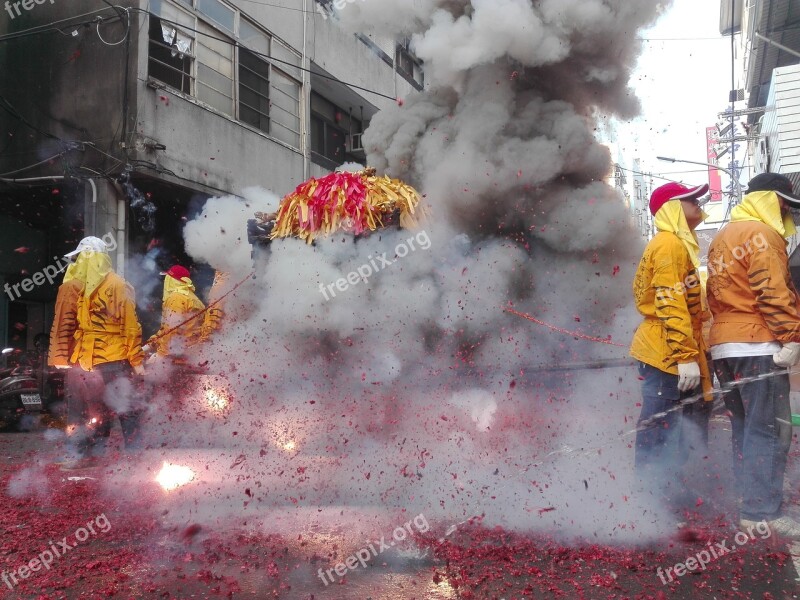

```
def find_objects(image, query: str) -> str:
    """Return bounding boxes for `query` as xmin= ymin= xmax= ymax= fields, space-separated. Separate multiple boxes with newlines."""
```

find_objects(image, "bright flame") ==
xmin=156 ymin=462 xmax=196 ymax=491
xmin=205 ymin=387 xmax=229 ymax=412
xmin=282 ymin=440 xmax=297 ymax=452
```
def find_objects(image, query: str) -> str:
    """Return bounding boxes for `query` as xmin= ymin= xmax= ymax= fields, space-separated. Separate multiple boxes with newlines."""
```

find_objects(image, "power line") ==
xmin=128 ymin=7 xmax=398 ymax=101
xmin=615 ymin=165 xmax=728 ymax=196
xmin=0 ymin=7 xmax=120 ymax=42
xmin=0 ymin=153 xmax=69 ymax=177
xmin=639 ymin=37 xmax=727 ymax=41
xmin=136 ymin=8 xmax=397 ymax=101
xmin=227 ymin=0 xmax=325 ymax=15
xmin=0 ymin=6 xmax=400 ymax=102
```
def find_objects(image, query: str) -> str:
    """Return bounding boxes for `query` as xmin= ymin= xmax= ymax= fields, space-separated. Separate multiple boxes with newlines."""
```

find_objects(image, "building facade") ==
xmin=722 ymin=0 xmax=800 ymax=188
xmin=0 ymin=0 xmax=423 ymax=348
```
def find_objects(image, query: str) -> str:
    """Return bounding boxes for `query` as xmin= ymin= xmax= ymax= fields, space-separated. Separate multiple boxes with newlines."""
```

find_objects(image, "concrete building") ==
xmin=720 ymin=0 xmax=800 ymax=277
xmin=721 ymin=0 xmax=800 ymax=187
xmin=0 ymin=0 xmax=423 ymax=348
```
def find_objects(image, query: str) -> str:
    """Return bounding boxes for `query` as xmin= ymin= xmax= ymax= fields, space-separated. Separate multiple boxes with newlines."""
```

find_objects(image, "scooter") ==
xmin=0 ymin=348 xmax=65 ymax=430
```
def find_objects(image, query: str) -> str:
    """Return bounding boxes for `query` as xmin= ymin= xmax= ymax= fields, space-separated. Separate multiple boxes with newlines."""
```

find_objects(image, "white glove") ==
xmin=141 ymin=344 xmax=152 ymax=353
xmin=773 ymin=342 xmax=800 ymax=368
xmin=677 ymin=362 xmax=701 ymax=392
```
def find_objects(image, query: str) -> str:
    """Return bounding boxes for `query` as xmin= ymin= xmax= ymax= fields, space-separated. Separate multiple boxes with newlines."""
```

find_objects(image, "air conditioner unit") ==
xmin=347 ymin=133 xmax=364 ymax=153
xmin=755 ymin=137 xmax=770 ymax=173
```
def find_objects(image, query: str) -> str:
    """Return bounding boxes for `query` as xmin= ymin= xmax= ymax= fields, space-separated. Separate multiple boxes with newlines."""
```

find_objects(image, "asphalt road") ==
xmin=1 ymin=410 xmax=800 ymax=599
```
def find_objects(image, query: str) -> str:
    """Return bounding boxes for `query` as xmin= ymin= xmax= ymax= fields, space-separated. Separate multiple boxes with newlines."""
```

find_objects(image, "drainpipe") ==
xmin=87 ymin=178 xmax=97 ymax=236
xmin=117 ymin=196 xmax=126 ymax=278
xmin=0 ymin=176 xmax=98 ymax=235
xmin=754 ymin=31 xmax=800 ymax=60
xmin=302 ymin=0 xmax=310 ymax=179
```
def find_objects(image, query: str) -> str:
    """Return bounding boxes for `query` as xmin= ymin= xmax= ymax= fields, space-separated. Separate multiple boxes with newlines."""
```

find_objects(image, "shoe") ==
xmin=58 ymin=456 xmax=99 ymax=471
xmin=742 ymin=516 xmax=800 ymax=540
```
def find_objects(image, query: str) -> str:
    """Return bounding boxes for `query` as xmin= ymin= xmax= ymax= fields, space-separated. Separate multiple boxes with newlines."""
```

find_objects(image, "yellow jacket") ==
xmin=708 ymin=192 xmax=800 ymax=345
xmin=630 ymin=231 xmax=708 ymax=375
xmin=48 ymin=279 xmax=83 ymax=367
xmin=200 ymin=271 xmax=227 ymax=342
xmin=148 ymin=289 xmax=206 ymax=356
xmin=71 ymin=272 xmax=144 ymax=370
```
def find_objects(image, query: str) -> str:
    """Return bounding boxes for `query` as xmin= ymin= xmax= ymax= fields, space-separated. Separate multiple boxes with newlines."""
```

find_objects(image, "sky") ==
xmin=617 ymin=0 xmax=734 ymax=203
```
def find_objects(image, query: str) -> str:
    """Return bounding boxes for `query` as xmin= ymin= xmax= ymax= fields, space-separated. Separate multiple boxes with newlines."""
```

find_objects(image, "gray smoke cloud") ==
xmin=116 ymin=0 xmax=679 ymax=546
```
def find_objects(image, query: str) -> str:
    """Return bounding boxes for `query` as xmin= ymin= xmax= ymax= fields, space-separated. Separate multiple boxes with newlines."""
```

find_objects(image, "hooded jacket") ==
xmin=200 ymin=271 xmax=228 ymax=342
xmin=707 ymin=191 xmax=800 ymax=345
xmin=630 ymin=200 xmax=711 ymax=394
xmin=148 ymin=274 xmax=206 ymax=356
xmin=48 ymin=263 xmax=83 ymax=367
xmin=69 ymin=251 xmax=144 ymax=370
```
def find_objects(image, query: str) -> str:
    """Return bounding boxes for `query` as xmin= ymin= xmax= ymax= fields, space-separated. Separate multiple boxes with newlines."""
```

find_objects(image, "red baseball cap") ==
xmin=649 ymin=182 xmax=710 ymax=216
xmin=160 ymin=265 xmax=191 ymax=280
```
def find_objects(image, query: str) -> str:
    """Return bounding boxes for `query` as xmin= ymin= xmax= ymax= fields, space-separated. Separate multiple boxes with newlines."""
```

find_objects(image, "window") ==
xmin=237 ymin=20 xmax=301 ymax=147
xmin=148 ymin=1 xmax=195 ymax=92
xmin=269 ymin=69 xmax=301 ymax=148
xmin=311 ymin=114 xmax=347 ymax=166
xmin=197 ymin=0 xmax=235 ymax=33
xmin=196 ymin=21 xmax=234 ymax=115
xmin=396 ymin=39 xmax=424 ymax=90
xmin=239 ymin=48 xmax=270 ymax=132
xmin=148 ymin=15 xmax=194 ymax=93
xmin=314 ymin=0 xmax=334 ymax=19
xmin=148 ymin=1 xmax=302 ymax=149
xmin=310 ymin=93 xmax=363 ymax=168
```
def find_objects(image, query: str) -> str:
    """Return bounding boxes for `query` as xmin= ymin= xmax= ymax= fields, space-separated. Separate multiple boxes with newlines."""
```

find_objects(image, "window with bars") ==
xmin=310 ymin=92 xmax=363 ymax=168
xmin=396 ymin=38 xmax=424 ymax=90
xmin=239 ymin=48 xmax=270 ymax=132
xmin=148 ymin=15 xmax=194 ymax=93
xmin=196 ymin=21 xmax=234 ymax=115
xmin=148 ymin=0 xmax=303 ymax=149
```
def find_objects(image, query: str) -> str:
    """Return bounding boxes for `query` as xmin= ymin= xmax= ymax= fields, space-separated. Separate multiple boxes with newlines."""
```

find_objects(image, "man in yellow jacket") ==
xmin=48 ymin=261 xmax=84 ymax=369
xmin=144 ymin=265 xmax=205 ymax=359
xmin=199 ymin=270 xmax=228 ymax=343
xmin=54 ymin=236 xmax=145 ymax=462
xmin=707 ymin=172 xmax=800 ymax=539
xmin=630 ymin=181 xmax=712 ymax=500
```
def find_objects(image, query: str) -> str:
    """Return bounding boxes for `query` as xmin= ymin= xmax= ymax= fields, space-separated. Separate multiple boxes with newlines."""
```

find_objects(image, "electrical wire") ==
xmin=639 ymin=37 xmax=729 ymax=41
xmin=96 ymin=7 xmax=131 ymax=46
xmin=84 ymin=142 xmax=127 ymax=169
xmin=615 ymin=165 xmax=727 ymax=196
xmin=0 ymin=7 xmax=121 ymax=42
xmin=0 ymin=153 xmax=69 ymax=177
xmin=129 ymin=7 xmax=398 ymax=101
xmin=0 ymin=5 xmax=400 ymax=102
xmin=0 ymin=1 xmax=406 ymax=182
xmin=0 ymin=95 xmax=62 ymax=141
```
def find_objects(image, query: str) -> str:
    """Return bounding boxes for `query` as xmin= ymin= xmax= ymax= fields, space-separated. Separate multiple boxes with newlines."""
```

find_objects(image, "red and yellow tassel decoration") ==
xmin=270 ymin=168 xmax=426 ymax=243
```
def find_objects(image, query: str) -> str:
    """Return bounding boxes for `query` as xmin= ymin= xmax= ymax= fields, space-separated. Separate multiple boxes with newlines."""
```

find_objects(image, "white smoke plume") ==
xmin=123 ymin=0 xmax=681 ymax=547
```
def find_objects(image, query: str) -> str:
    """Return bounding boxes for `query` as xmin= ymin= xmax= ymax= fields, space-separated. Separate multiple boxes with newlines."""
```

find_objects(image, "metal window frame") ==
xmin=147 ymin=14 xmax=196 ymax=94
xmin=195 ymin=20 xmax=236 ymax=115
xmin=152 ymin=0 xmax=303 ymax=149
xmin=238 ymin=47 xmax=271 ymax=132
